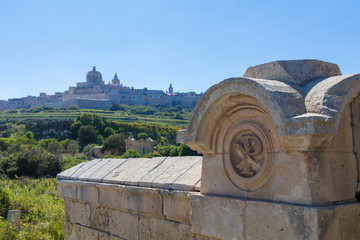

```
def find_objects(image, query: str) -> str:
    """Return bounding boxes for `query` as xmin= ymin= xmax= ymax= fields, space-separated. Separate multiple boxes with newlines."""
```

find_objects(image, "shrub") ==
xmin=144 ymin=152 xmax=161 ymax=158
xmin=178 ymin=144 xmax=200 ymax=156
xmin=0 ymin=186 xmax=11 ymax=218
xmin=121 ymin=149 xmax=141 ymax=159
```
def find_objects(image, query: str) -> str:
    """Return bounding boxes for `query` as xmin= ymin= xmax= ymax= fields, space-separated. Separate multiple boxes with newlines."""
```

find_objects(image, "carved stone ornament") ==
xmin=223 ymin=121 xmax=274 ymax=191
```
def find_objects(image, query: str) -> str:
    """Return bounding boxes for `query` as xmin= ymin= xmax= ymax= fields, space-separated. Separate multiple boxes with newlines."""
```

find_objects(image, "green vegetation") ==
xmin=0 ymin=106 xmax=200 ymax=238
xmin=0 ymin=104 xmax=192 ymax=128
xmin=0 ymin=178 xmax=64 ymax=240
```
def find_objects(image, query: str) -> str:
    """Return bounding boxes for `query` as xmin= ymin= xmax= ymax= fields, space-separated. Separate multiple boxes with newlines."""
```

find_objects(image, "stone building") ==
xmin=57 ymin=59 xmax=360 ymax=239
xmin=0 ymin=66 xmax=202 ymax=110
xmin=125 ymin=137 xmax=154 ymax=157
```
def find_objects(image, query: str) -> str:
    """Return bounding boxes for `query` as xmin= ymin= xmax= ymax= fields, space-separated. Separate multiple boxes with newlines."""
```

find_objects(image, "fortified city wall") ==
xmin=58 ymin=60 xmax=360 ymax=239
xmin=0 ymin=66 xmax=202 ymax=110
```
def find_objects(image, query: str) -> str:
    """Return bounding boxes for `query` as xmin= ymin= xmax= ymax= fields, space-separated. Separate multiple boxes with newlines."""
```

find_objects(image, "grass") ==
xmin=0 ymin=178 xmax=64 ymax=240
xmin=0 ymin=109 xmax=191 ymax=128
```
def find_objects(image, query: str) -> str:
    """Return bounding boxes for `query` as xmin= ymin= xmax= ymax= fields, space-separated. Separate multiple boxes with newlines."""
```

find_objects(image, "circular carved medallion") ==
xmin=223 ymin=121 xmax=274 ymax=191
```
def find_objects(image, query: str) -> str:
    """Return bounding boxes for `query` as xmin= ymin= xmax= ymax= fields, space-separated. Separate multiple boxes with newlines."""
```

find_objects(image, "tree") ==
xmin=136 ymin=133 xmax=148 ymax=140
xmin=178 ymin=144 xmax=200 ymax=156
xmin=103 ymin=133 xmax=126 ymax=155
xmin=67 ymin=140 xmax=79 ymax=156
xmin=121 ymin=149 xmax=141 ymax=159
xmin=103 ymin=127 xmax=115 ymax=138
xmin=47 ymin=141 xmax=64 ymax=154
xmin=78 ymin=125 xmax=98 ymax=147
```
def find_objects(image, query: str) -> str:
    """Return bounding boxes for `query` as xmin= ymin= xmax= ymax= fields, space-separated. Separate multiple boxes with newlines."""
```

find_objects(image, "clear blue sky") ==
xmin=0 ymin=0 xmax=359 ymax=100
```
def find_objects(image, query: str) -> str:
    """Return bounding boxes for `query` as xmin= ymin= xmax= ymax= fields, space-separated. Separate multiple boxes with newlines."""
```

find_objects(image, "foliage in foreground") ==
xmin=0 ymin=178 xmax=64 ymax=240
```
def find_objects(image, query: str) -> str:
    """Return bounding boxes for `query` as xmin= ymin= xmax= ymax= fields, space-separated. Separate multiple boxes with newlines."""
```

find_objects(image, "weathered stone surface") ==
xmin=70 ymin=201 xmax=90 ymax=226
xmin=245 ymin=200 xmax=318 ymax=240
xmin=77 ymin=159 xmax=112 ymax=181
xmin=99 ymin=187 xmax=127 ymax=209
xmin=57 ymin=162 xmax=87 ymax=180
xmin=151 ymin=156 xmax=202 ymax=190
xmin=126 ymin=190 xmax=162 ymax=216
xmin=243 ymin=59 xmax=341 ymax=85
xmin=109 ymin=210 xmax=138 ymax=239
xmin=138 ymin=215 xmax=164 ymax=240
xmin=69 ymin=159 xmax=102 ymax=180
xmin=122 ymin=157 xmax=167 ymax=185
xmin=77 ymin=185 xmax=98 ymax=203
xmin=88 ymin=158 xmax=128 ymax=182
xmin=58 ymin=183 xmax=77 ymax=199
xmin=103 ymin=158 xmax=149 ymax=185
xmin=190 ymin=194 xmax=245 ymax=240
xmin=162 ymin=190 xmax=191 ymax=223
xmin=90 ymin=205 xmax=109 ymax=232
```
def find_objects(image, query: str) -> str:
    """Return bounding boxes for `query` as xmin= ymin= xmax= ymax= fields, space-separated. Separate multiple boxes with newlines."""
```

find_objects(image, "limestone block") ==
xmin=109 ymin=209 xmax=138 ymax=239
xmin=190 ymin=194 xmax=245 ymax=240
xmin=70 ymin=159 xmax=102 ymax=180
xmin=103 ymin=158 xmax=149 ymax=185
xmin=162 ymin=190 xmax=191 ymax=224
xmin=245 ymin=200 xmax=318 ymax=240
xmin=126 ymin=190 xmax=162 ymax=216
xmin=163 ymin=220 xmax=197 ymax=240
xmin=57 ymin=162 xmax=87 ymax=180
xmin=170 ymin=157 xmax=202 ymax=191
xmin=70 ymin=201 xmax=90 ymax=226
xmin=99 ymin=187 xmax=127 ymax=209
xmin=58 ymin=183 xmax=77 ymax=199
xmin=151 ymin=156 xmax=201 ymax=190
xmin=86 ymin=158 xmax=128 ymax=182
xmin=90 ymin=205 xmax=109 ymax=232
xmin=122 ymin=157 xmax=167 ymax=185
xmin=138 ymin=215 xmax=164 ymax=240
xmin=318 ymin=203 xmax=360 ymax=240
xmin=65 ymin=222 xmax=99 ymax=240
xmin=63 ymin=199 xmax=71 ymax=221
xmin=77 ymin=185 xmax=99 ymax=203
xmin=77 ymin=159 xmax=111 ymax=181
xmin=136 ymin=157 xmax=179 ymax=187
xmin=243 ymin=59 xmax=341 ymax=85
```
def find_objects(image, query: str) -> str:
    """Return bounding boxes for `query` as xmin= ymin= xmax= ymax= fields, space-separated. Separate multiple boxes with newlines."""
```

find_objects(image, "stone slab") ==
xmin=70 ymin=159 xmax=103 ymax=179
xmin=122 ymin=157 xmax=167 ymax=185
xmin=88 ymin=158 xmax=128 ymax=182
xmin=57 ymin=161 xmax=88 ymax=180
xmin=136 ymin=157 xmax=179 ymax=187
xmin=171 ymin=157 xmax=202 ymax=190
xmin=103 ymin=158 xmax=149 ymax=185
xmin=151 ymin=156 xmax=201 ymax=190
xmin=77 ymin=159 xmax=111 ymax=181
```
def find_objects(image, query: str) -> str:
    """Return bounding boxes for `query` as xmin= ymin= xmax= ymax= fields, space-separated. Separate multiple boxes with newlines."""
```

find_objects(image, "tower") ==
xmin=168 ymin=84 xmax=173 ymax=95
xmin=112 ymin=73 xmax=120 ymax=85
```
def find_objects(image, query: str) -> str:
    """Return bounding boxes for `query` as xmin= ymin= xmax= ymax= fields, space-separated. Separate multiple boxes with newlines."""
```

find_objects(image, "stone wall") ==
xmin=57 ymin=157 xmax=217 ymax=240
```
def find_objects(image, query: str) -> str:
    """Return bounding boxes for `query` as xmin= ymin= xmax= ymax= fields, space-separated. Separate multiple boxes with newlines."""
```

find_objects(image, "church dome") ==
xmin=86 ymin=66 xmax=104 ymax=85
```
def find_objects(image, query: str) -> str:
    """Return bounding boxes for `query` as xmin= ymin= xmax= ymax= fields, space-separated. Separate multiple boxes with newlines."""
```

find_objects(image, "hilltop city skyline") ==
xmin=1 ymin=1 xmax=359 ymax=100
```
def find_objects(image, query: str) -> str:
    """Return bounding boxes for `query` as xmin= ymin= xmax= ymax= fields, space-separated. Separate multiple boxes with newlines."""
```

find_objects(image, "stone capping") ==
xmin=243 ymin=59 xmax=341 ymax=85
xmin=57 ymin=156 xmax=202 ymax=192
xmin=178 ymin=72 xmax=360 ymax=149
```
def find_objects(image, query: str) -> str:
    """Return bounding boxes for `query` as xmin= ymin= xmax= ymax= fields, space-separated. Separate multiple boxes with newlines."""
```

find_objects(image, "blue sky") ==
xmin=0 ymin=0 xmax=359 ymax=100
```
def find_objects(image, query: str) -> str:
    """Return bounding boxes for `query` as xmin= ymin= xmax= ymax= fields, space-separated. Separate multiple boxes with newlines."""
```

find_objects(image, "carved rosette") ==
xmin=223 ymin=121 xmax=274 ymax=191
